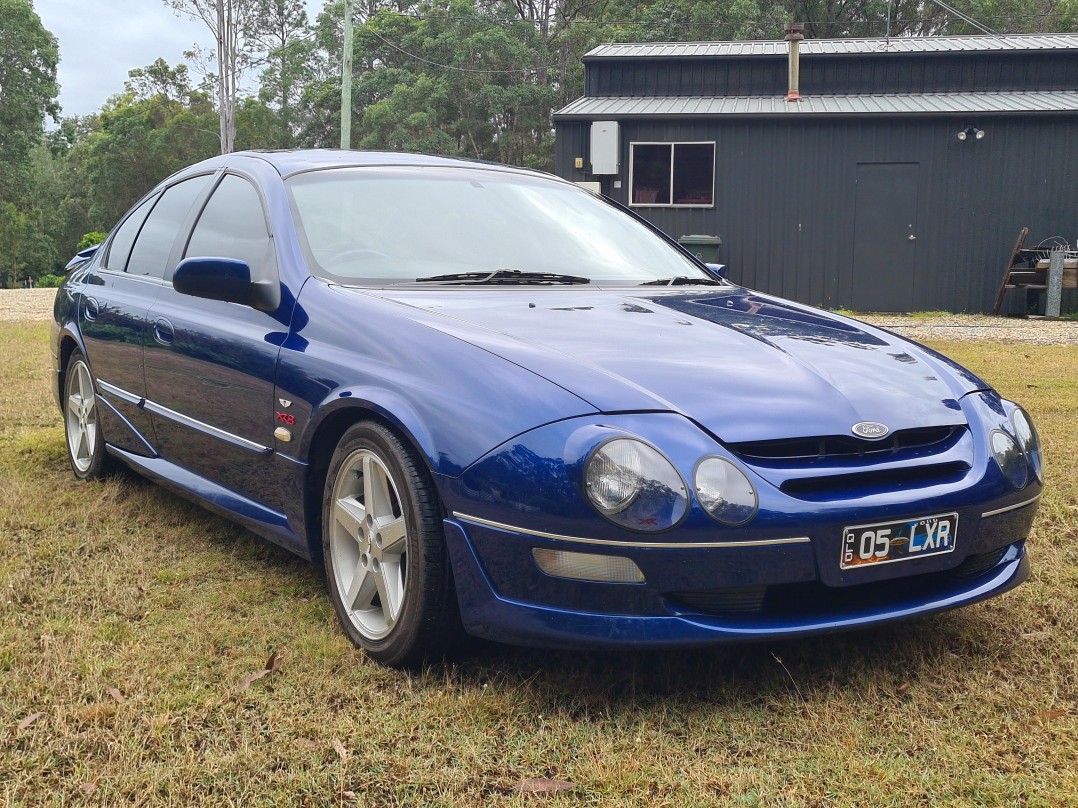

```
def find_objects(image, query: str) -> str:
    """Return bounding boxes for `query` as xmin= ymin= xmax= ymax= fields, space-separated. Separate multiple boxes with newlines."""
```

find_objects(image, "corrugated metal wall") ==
xmin=584 ymin=52 xmax=1078 ymax=98
xmin=555 ymin=114 xmax=1078 ymax=313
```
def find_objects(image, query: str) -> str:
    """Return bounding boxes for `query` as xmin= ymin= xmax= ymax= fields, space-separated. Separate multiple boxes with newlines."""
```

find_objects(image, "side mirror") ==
xmin=172 ymin=257 xmax=280 ymax=311
xmin=705 ymin=262 xmax=729 ymax=280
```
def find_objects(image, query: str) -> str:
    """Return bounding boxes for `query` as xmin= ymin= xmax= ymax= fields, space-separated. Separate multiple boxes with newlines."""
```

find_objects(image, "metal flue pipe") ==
xmin=785 ymin=23 xmax=805 ymax=102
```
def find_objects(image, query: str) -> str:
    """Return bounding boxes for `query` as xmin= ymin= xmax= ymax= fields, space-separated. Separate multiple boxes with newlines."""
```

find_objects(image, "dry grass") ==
xmin=1 ymin=321 xmax=1076 ymax=806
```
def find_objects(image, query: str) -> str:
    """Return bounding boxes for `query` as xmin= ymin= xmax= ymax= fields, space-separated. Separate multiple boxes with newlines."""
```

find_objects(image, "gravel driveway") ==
xmin=4 ymin=287 xmax=1076 ymax=345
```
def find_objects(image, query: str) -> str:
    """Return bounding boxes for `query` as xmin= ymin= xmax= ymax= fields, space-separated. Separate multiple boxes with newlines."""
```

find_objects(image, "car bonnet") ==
xmin=361 ymin=286 xmax=983 ymax=444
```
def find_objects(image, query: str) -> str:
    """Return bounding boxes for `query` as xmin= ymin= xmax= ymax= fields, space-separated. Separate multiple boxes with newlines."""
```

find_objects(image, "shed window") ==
xmin=629 ymin=142 xmax=715 ymax=207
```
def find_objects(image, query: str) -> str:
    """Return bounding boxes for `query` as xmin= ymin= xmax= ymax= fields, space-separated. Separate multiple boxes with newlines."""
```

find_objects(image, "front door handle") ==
xmin=153 ymin=317 xmax=175 ymax=346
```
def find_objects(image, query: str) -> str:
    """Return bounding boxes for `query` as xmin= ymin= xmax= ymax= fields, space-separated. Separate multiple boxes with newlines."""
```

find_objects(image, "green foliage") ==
xmin=249 ymin=0 xmax=313 ymax=147
xmin=0 ymin=0 xmax=59 ymax=204
xmin=70 ymin=60 xmax=220 ymax=229
xmin=77 ymin=232 xmax=108 ymax=250
xmin=37 ymin=273 xmax=64 ymax=287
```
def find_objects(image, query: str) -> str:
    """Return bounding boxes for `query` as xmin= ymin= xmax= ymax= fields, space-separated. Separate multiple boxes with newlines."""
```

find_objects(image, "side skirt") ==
xmin=107 ymin=445 xmax=311 ymax=560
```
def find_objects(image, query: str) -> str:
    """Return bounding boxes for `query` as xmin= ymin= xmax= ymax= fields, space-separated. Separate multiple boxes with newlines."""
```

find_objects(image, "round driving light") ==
xmin=991 ymin=430 xmax=1028 ymax=490
xmin=583 ymin=438 xmax=688 ymax=532
xmin=1011 ymin=407 xmax=1043 ymax=482
xmin=694 ymin=457 xmax=758 ymax=526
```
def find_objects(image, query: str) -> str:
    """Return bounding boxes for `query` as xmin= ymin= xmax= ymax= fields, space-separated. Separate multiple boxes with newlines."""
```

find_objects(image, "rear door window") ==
xmin=126 ymin=174 xmax=213 ymax=278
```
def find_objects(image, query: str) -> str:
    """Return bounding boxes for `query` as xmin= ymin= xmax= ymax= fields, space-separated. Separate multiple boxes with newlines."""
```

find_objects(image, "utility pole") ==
xmin=340 ymin=0 xmax=353 ymax=149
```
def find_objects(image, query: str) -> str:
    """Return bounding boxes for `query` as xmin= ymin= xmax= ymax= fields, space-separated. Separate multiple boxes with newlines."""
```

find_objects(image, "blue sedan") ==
xmin=51 ymin=150 xmax=1041 ymax=666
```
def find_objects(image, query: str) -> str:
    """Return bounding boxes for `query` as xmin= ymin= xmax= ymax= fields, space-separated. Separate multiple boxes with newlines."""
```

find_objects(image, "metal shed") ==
xmin=553 ymin=34 xmax=1078 ymax=313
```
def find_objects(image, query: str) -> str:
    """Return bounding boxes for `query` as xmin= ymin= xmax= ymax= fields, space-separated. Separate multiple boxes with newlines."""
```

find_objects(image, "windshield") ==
xmin=286 ymin=165 xmax=713 ymax=285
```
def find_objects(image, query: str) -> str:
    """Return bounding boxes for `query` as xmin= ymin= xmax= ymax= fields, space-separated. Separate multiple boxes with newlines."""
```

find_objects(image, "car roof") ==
xmin=225 ymin=149 xmax=548 ymax=181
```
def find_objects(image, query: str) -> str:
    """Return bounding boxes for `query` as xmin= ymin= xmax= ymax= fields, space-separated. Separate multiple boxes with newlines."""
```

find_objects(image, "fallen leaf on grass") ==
xmin=294 ymin=738 xmax=318 ymax=750
xmin=332 ymin=738 xmax=348 ymax=761
xmin=896 ymin=682 xmax=911 ymax=695
xmin=238 ymin=650 xmax=283 ymax=692
xmin=518 ymin=778 xmax=574 ymax=795
xmin=1037 ymin=709 xmax=1069 ymax=722
xmin=17 ymin=712 xmax=42 ymax=732
xmin=106 ymin=687 xmax=124 ymax=705
xmin=79 ymin=783 xmax=97 ymax=794
xmin=342 ymin=790 xmax=358 ymax=803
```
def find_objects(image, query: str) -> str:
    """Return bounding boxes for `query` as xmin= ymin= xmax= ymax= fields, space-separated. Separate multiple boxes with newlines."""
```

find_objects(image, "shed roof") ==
xmin=553 ymin=90 xmax=1078 ymax=119
xmin=584 ymin=34 xmax=1078 ymax=60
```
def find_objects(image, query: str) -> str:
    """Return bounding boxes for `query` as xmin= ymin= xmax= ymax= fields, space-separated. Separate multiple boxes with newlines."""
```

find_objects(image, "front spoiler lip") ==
xmin=444 ymin=518 xmax=1029 ymax=650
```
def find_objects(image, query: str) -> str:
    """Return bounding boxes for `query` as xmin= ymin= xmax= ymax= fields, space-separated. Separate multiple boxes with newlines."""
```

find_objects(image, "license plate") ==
xmin=841 ymin=512 xmax=959 ymax=570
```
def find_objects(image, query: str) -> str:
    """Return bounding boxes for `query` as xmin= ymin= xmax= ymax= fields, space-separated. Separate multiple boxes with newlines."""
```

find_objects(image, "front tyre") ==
xmin=322 ymin=422 xmax=459 ymax=667
xmin=64 ymin=351 xmax=111 ymax=480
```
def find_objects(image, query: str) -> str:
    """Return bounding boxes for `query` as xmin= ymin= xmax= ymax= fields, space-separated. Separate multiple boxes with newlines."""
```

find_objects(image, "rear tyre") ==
xmin=322 ymin=421 xmax=460 ymax=667
xmin=64 ymin=351 xmax=111 ymax=480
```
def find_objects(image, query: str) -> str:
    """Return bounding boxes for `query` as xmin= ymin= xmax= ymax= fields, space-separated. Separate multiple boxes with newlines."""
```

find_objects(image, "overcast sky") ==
xmin=34 ymin=0 xmax=322 ymax=119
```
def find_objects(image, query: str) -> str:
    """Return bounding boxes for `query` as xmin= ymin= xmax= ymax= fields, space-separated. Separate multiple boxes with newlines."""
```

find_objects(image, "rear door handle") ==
xmin=83 ymin=297 xmax=99 ymax=322
xmin=153 ymin=317 xmax=175 ymax=346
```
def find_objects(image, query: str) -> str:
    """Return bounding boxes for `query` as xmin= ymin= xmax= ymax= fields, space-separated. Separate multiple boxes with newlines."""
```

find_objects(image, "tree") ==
xmin=0 ymin=0 xmax=59 ymax=203
xmin=164 ymin=0 xmax=260 ymax=153
xmin=248 ymin=0 xmax=313 ymax=147
xmin=68 ymin=61 xmax=219 ymax=228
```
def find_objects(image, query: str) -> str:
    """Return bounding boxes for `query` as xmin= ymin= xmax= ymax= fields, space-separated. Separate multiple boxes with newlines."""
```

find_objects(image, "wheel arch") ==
xmin=300 ymin=398 xmax=443 ymax=564
xmin=56 ymin=331 xmax=85 ymax=411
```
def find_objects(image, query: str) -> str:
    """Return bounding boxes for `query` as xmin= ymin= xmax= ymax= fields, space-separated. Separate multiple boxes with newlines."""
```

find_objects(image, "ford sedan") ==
xmin=52 ymin=150 xmax=1041 ymax=666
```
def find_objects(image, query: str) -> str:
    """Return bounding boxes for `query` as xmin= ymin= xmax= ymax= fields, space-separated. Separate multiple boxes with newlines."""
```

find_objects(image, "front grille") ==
xmin=729 ymin=426 xmax=963 ymax=464
xmin=667 ymin=548 xmax=1013 ymax=618
xmin=779 ymin=461 xmax=970 ymax=500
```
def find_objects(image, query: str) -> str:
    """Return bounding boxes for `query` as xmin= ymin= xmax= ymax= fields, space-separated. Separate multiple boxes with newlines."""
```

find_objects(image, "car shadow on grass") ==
xmin=442 ymin=607 xmax=1009 ymax=708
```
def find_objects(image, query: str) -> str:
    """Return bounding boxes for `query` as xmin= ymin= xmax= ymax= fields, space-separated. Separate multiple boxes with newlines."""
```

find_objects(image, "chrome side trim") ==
xmin=982 ymin=495 xmax=1041 ymax=519
xmin=452 ymin=512 xmax=812 ymax=549
xmin=143 ymin=400 xmax=272 ymax=454
xmin=97 ymin=379 xmax=143 ymax=406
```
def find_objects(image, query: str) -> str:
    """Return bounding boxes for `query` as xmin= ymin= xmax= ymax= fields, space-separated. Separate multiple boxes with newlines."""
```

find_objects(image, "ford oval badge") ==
xmin=852 ymin=421 xmax=890 ymax=439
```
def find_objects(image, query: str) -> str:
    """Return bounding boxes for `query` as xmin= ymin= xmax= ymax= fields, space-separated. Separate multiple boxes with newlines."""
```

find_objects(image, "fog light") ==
xmin=532 ymin=548 xmax=645 ymax=583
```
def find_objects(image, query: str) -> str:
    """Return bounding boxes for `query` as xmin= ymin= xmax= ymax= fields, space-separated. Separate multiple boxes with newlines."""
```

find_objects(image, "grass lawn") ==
xmin=1 ymin=321 xmax=1076 ymax=806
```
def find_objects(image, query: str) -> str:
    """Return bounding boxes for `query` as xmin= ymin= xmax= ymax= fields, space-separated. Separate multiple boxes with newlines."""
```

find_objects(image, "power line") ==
xmin=926 ymin=0 xmax=1000 ymax=36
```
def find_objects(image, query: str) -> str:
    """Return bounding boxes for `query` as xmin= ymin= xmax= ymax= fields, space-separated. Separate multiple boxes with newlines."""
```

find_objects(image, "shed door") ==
xmin=851 ymin=162 xmax=919 ymax=312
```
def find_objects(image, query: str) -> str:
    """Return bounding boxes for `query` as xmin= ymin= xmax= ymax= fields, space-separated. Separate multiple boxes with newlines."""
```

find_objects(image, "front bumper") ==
xmin=443 ymin=500 xmax=1034 ymax=649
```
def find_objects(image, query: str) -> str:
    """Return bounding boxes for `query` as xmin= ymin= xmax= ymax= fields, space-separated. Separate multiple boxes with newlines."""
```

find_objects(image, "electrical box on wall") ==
xmin=590 ymin=121 xmax=619 ymax=175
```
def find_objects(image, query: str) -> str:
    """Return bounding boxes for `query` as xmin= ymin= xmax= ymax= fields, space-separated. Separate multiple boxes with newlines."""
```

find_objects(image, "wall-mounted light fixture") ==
xmin=956 ymin=126 xmax=985 ymax=141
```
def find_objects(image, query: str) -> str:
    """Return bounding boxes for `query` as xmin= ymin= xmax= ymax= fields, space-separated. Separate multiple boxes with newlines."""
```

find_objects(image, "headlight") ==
xmin=1011 ymin=407 xmax=1043 ymax=482
xmin=583 ymin=438 xmax=688 ymax=531
xmin=694 ymin=457 xmax=758 ymax=525
xmin=990 ymin=430 xmax=1028 ymax=489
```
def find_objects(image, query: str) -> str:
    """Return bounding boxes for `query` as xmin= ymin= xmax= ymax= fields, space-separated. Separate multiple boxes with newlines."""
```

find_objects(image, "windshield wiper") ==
xmin=415 ymin=269 xmax=591 ymax=285
xmin=639 ymin=275 xmax=723 ymax=287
